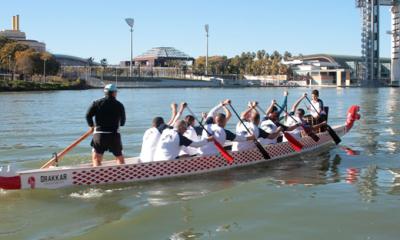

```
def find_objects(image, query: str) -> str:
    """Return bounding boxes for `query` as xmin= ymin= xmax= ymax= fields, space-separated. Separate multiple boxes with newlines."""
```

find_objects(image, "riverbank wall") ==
xmin=85 ymin=76 xmax=222 ymax=88
xmin=0 ymin=79 xmax=89 ymax=91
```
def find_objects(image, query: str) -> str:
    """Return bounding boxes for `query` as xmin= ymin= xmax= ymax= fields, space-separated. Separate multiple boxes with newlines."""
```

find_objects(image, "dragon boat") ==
xmin=0 ymin=106 xmax=360 ymax=190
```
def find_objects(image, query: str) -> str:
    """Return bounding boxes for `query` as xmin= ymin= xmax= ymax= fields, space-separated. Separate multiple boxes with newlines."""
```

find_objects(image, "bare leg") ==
xmin=92 ymin=150 xmax=103 ymax=167
xmin=116 ymin=155 xmax=125 ymax=165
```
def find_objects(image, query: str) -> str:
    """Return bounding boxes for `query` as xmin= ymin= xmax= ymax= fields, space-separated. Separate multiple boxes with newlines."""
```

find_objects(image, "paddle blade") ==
xmin=327 ymin=125 xmax=341 ymax=145
xmin=213 ymin=139 xmax=234 ymax=164
xmin=283 ymin=132 xmax=303 ymax=152
xmin=254 ymin=140 xmax=271 ymax=159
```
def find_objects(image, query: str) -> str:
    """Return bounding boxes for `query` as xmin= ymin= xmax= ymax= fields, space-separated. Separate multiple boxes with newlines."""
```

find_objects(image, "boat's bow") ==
xmin=345 ymin=105 xmax=361 ymax=132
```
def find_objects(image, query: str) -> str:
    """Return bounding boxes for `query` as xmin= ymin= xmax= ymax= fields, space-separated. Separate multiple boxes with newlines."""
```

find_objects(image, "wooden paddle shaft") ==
xmin=186 ymin=105 xmax=234 ymax=163
xmin=40 ymin=128 xmax=94 ymax=169
xmin=305 ymin=96 xmax=323 ymax=118
xmin=228 ymin=103 xmax=271 ymax=159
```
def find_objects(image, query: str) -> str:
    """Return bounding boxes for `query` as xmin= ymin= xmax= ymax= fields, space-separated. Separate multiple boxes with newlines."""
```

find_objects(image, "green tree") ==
xmin=0 ymin=36 xmax=14 ymax=51
xmin=0 ymin=42 xmax=29 ymax=67
xmin=15 ymin=49 xmax=36 ymax=76
xmin=283 ymin=51 xmax=292 ymax=60
xmin=100 ymin=58 xmax=108 ymax=81
xmin=87 ymin=57 xmax=94 ymax=66
xmin=193 ymin=56 xmax=206 ymax=75
xmin=39 ymin=52 xmax=60 ymax=75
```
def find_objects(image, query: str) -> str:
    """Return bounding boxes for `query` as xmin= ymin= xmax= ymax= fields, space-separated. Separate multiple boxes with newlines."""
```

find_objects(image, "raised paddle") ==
xmin=305 ymin=96 xmax=341 ymax=145
xmin=274 ymin=103 xmax=320 ymax=143
xmin=186 ymin=106 xmax=234 ymax=164
xmin=228 ymin=103 xmax=271 ymax=159
xmin=40 ymin=128 xmax=94 ymax=169
xmin=255 ymin=105 xmax=303 ymax=152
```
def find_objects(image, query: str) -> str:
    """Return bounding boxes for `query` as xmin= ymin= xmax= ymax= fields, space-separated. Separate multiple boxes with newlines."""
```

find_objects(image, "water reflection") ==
xmin=245 ymin=152 xmax=344 ymax=186
xmin=385 ymin=88 xmax=400 ymax=154
xmin=356 ymin=165 xmax=378 ymax=202
xmin=358 ymin=89 xmax=380 ymax=155
xmin=388 ymin=168 xmax=400 ymax=195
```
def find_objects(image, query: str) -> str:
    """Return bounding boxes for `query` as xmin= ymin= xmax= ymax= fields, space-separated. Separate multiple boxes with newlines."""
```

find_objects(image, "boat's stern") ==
xmin=0 ymin=165 xmax=21 ymax=190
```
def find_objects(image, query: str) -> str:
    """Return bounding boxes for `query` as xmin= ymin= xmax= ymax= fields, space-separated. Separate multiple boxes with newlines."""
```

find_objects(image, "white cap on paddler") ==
xmin=104 ymin=84 xmax=118 ymax=93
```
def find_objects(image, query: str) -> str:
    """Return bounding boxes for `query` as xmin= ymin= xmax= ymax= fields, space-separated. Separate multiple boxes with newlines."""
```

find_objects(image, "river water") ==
xmin=0 ymin=87 xmax=399 ymax=240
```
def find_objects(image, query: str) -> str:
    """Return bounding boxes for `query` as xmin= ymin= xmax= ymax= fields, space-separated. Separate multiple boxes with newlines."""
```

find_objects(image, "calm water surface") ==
xmin=0 ymin=87 xmax=399 ymax=240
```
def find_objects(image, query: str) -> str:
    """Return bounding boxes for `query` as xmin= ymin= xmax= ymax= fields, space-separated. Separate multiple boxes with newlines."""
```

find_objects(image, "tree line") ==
xmin=192 ymin=50 xmax=294 ymax=76
xmin=0 ymin=36 xmax=60 ymax=78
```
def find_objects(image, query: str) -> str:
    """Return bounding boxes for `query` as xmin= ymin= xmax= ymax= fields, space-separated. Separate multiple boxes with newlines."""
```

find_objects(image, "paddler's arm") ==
xmin=120 ymin=103 xmax=126 ymax=127
xmin=205 ymin=99 xmax=231 ymax=123
xmin=223 ymin=105 xmax=232 ymax=123
xmin=311 ymin=121 xmax=327 ymax=131
xmin=266 ymin=126 xmax=283 ymax=139
xmin=277 ymin=91 xmax=288 ymax=115
xmin=171 ymin=102 xmax=187 ymax=125
xmin=225 ymin=129 xmax=255 ymax=142
xmin=240 ymin=101 xmax=257 ymax=120
xmin=86 ymin=101 xmax=97 ymax=128
xmin=265 ymin=99 xmax=276 ymax=115
xmin=284 ymin=123 xmax=301 ymax=131
xmin=291 ymin=93 xmax=307 ymax=112
xmin=179 ymin=134 xmax=212 ymax=148
xmin=167 ymin=102 xmax=178 ymax=126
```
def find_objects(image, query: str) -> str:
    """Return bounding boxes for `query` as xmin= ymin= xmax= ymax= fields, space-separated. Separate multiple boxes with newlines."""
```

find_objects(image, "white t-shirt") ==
xmin=310 ymin=99 xmax=326 ymax=118
xmin=154 ymin=129 xmax=207 ymax=161
xmin=139 ymin=127 xmax=161 ymax=163
xmin=180 ymin=125 xmax=200 ymax=156
xmin=259 ymin=119 xmax=279 ymax=145
xmin=232 ymin=121 xmax=259 ymax=152
xmin=283 ymin=115 xmax=302 ymax=141
xmin=154 ymin=129 xmax=183 ymax=161
xmin=198 ymin=124 xmax=245 ymax=156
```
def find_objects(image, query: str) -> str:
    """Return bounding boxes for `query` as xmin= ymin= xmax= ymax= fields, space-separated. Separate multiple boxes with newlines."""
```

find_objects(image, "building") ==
xmin=0 ymin=15 xmax=46 ymax=52
xmin=356 ymin=0 xmax=400 ymax=86
xmin=53 ymin=54 xmax=98 ymax=67
xmin=283 ymin=54 xmax=391 ymax=86
xmin=120 ymin=47 xmax=194 ymax=67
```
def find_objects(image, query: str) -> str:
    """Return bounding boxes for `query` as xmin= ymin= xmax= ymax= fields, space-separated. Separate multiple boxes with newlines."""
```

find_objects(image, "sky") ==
xmin=0 ymin=0 xmax=393 ymax=64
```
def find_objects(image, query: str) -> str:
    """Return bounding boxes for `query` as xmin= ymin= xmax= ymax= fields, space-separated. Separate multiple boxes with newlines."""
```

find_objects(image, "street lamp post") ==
xmin=8 ymin=55 xmax=11 ymax=73
xmin=125 ymin=18 xmax=134 ymax=79
xmin=43 ymin=59 xmax=47 ymax=82
xmin=205 ymin=24 xmax=209 ymax=76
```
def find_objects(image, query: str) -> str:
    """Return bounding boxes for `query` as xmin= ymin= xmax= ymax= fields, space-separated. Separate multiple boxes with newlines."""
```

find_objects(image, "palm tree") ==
xmin=86 ymin=57 xmax=94 ymax=78
xmin=100 ymin=58 xmax=107 ymax=81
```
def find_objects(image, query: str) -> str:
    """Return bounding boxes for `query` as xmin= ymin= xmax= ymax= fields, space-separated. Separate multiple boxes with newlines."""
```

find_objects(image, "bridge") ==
xmin=356 ymin=0 xmax=400 ymax=86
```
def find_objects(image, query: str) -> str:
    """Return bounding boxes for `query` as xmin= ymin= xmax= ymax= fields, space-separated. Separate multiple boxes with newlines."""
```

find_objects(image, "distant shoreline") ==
xmin=1 ymin=79 xmax=398 ymax=92
xmin=0 ymin=79 xmax=90 ymax=92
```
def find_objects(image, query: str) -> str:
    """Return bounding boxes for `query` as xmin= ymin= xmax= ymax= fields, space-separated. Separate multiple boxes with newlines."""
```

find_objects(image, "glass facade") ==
xmin=136 ymin=47 xmax=192 ymax=60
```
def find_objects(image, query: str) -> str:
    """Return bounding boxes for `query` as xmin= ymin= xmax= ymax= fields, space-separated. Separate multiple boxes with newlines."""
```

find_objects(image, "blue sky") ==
xmin=0 ymin=0 xmax=392 ymax=64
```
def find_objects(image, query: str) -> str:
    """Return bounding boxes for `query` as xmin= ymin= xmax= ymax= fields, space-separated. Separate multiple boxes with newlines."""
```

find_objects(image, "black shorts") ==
xmin=91 ymin=133 xmax=123 ymax=156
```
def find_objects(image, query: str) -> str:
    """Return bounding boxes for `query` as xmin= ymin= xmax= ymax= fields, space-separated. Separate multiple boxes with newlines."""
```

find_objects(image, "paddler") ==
xmin=307 ymin=89 xmax=327 ymax=125
xmin=283 ymin=93 xmax=308 ymax=140
xmin=154 ymin=120 xmax=213 ymax=161
xmin=284 ymin=93 xmax=327 ymax=140
xmin=139 ymin=102 xmax=186 ymax=162
xmin=232 ymin=101 xmax=282 ymax=151
xmin=179 ymin=103 xmax=231 ymax=156
xmin=86 ymin=84 xmax=126 ymax=167
xmin=259 ymin=100 xmax=299 ymax=144
xmin=198 ymin=99 xmax=256 ymax=156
